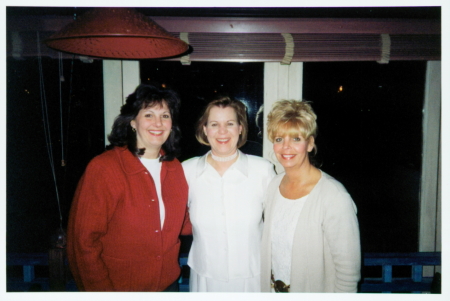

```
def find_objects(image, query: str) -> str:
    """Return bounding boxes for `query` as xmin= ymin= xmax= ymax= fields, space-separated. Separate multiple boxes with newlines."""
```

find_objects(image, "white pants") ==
xmin=189 ymin=268 xmax=260 ymax=292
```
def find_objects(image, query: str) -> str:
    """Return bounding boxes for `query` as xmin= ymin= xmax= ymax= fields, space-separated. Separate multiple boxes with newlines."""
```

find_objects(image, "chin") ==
xmin=279 ymin=159 xmax=299 ymax=168
xmin=213 ymin=146 xmax=234 ymax=153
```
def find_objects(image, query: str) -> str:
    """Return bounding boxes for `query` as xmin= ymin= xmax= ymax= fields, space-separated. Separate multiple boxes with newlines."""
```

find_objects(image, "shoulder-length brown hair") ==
xmin=195 ymin=96 xmax=248 ymax=148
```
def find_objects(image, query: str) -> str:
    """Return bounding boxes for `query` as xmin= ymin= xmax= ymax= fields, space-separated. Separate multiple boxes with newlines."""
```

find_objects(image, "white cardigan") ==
xmin=261 ymin=170 xmax=361 ymax=292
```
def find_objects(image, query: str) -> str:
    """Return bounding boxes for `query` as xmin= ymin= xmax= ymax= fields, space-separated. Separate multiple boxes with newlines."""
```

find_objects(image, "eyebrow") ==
xmin=274 ymin=132 xmax=302 ymax=137
xmin=143 ymin=109 xmax=171 ymax=114
xmin=208 ymin=119 xmax=237 ymax=122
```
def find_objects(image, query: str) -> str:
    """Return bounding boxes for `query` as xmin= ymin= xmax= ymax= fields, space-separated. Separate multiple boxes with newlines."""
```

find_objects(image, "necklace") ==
xmin=210 ymin=150 xmax=238 ymax=162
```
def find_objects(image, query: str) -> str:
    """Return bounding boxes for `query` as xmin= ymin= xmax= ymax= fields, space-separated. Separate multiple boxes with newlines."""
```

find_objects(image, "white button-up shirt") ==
xmin=182 ymin=150 xmax=276 ymax=281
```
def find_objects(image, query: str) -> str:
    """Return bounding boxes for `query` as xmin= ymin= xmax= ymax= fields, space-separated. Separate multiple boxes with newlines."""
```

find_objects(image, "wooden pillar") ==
xmin=419 ymin=61 xmax=441 ymax=277
xmin=103 ymin=60 xmax=140 ymax=145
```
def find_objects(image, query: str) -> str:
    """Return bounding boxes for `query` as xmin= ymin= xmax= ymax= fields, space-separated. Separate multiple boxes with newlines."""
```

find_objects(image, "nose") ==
xmin=218 ymin=124 xmax=227 ymax=134
xmin=282 ymin=138 xmax=291 ymax=149
xmin=154 ymin=117 xmax=162 ymax=127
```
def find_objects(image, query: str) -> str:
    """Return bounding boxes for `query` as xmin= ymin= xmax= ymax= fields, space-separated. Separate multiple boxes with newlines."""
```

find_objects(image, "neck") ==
xmin=210 ymin=149 xmax=238 ymax=162
xmin=207 ymin=150 xmax=238 ymax=176
xmin=141 ymin=148 xmax=161 ymax=160
xmin=284 ymin=163 xmax=317 ymax=183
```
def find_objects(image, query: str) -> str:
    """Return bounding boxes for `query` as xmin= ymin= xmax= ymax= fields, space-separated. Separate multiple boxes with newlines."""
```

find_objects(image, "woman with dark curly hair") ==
xmin=67 ymin=83 xmax=191 ymax=292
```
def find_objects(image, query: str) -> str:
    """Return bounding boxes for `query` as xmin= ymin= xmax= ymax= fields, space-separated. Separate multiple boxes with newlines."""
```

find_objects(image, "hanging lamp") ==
xmin=44 ymin=7 xmax=189 ymax=59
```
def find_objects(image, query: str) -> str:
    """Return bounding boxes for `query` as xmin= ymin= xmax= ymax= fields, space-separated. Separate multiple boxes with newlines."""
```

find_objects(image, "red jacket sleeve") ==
xmin=180 ymin=207 xmax=192 ymax=235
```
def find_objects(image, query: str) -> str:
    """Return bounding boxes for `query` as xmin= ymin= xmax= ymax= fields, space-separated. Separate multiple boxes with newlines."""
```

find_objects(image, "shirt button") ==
xmin=151 ymin=199 xmax=155 ymax=202
xmin=155 ymin=230 xmax=159 ymax=233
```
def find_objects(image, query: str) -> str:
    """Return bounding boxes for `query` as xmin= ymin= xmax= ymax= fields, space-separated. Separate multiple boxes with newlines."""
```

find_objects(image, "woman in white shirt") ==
xmin=182 ymin=97 xmax=276 ymax=292
xmin=260 ymin=100 xmax=361 ymax=293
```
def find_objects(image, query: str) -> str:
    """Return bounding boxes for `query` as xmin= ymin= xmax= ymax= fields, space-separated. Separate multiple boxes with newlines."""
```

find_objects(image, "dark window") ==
xmin=303 ymin=61 xmax=426 ymax=252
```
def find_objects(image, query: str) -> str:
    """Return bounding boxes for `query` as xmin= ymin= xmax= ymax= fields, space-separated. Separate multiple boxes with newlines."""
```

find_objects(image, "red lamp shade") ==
xmin=44 ymin=7 xmax=189 ymax=59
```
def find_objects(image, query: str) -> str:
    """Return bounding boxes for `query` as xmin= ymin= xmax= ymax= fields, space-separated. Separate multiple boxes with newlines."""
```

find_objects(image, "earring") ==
xmin=132 ymin=127 xmax=136 ymax=132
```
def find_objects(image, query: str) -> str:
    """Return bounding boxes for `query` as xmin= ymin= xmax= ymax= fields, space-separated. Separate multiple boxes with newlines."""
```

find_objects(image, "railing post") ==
xmin=23 ymin=265 xmax=34 ymax=282
xmin=412 ymin=265 xmax=423 ymax=293
xmin=382 ymin=264 xmax=392 ymax=293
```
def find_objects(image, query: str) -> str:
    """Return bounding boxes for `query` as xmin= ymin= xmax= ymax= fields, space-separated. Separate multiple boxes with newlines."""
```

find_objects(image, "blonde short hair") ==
xmin=267 ymin=100 xmax=317 ymax=149
xmin=195 ymin=97 xmax=248 ymax=148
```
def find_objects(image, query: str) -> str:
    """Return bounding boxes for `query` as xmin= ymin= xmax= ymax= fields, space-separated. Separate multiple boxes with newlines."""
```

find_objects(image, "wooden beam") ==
xmin=8 ymin=15 xmax=440 ymax=35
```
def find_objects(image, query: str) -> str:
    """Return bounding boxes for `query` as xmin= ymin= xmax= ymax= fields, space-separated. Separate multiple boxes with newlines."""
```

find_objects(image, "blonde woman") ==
xmin=261 ymin=100 xmax=361 ymax=293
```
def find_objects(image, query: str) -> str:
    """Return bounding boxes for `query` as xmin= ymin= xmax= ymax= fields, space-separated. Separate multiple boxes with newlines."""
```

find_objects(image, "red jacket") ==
xmin=67 ymin=147 xmax=191 ymax=291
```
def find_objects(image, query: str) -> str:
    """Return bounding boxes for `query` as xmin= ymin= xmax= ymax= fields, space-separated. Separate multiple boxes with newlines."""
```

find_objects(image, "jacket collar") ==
xmin=196 ymin=149 xmax=248 ymax=177
xmin=114 ymin=146 xmax=176 ymax=175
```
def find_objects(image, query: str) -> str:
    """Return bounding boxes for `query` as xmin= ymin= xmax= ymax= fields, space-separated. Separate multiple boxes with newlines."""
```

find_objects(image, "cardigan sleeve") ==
xmin=322 ymin=186 xmax=361 ymax=293
xmin=67 ymin=158 xmax=122 ymax=291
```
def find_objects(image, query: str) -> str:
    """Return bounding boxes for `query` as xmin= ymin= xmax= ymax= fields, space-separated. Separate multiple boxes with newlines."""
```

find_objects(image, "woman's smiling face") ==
xmin=203 ymin=106 xmax=242 ymax=157
xmin=273 ymin=132 xmax=314 ymax=170
xmin=130 ymin=101 xmax=172 ymax=158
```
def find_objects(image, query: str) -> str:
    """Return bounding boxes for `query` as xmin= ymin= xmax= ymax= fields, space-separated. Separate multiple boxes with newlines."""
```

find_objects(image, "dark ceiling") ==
xmin=6 ymin=6 xmax=441 ymax=19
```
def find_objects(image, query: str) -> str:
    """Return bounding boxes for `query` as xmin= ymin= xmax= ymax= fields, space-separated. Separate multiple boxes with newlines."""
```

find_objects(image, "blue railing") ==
xmin=359 ymin=252 xmax=441 ymax=293
xmin=179 ymin=254 xmax=189 ymax=292
xmin=7 ymin=251 xmax=441 ymax=293
xmin=7 ymin=250 xmax=78 ymax=292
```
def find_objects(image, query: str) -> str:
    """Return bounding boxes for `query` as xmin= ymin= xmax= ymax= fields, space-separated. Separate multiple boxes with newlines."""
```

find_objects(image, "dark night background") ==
xmin=7 ymin=58 xmax=425 ymax=256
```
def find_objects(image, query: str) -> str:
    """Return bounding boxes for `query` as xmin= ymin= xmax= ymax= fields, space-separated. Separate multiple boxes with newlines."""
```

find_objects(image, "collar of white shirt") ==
xmin=196 ymin=149 xmax=249 ymax=178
